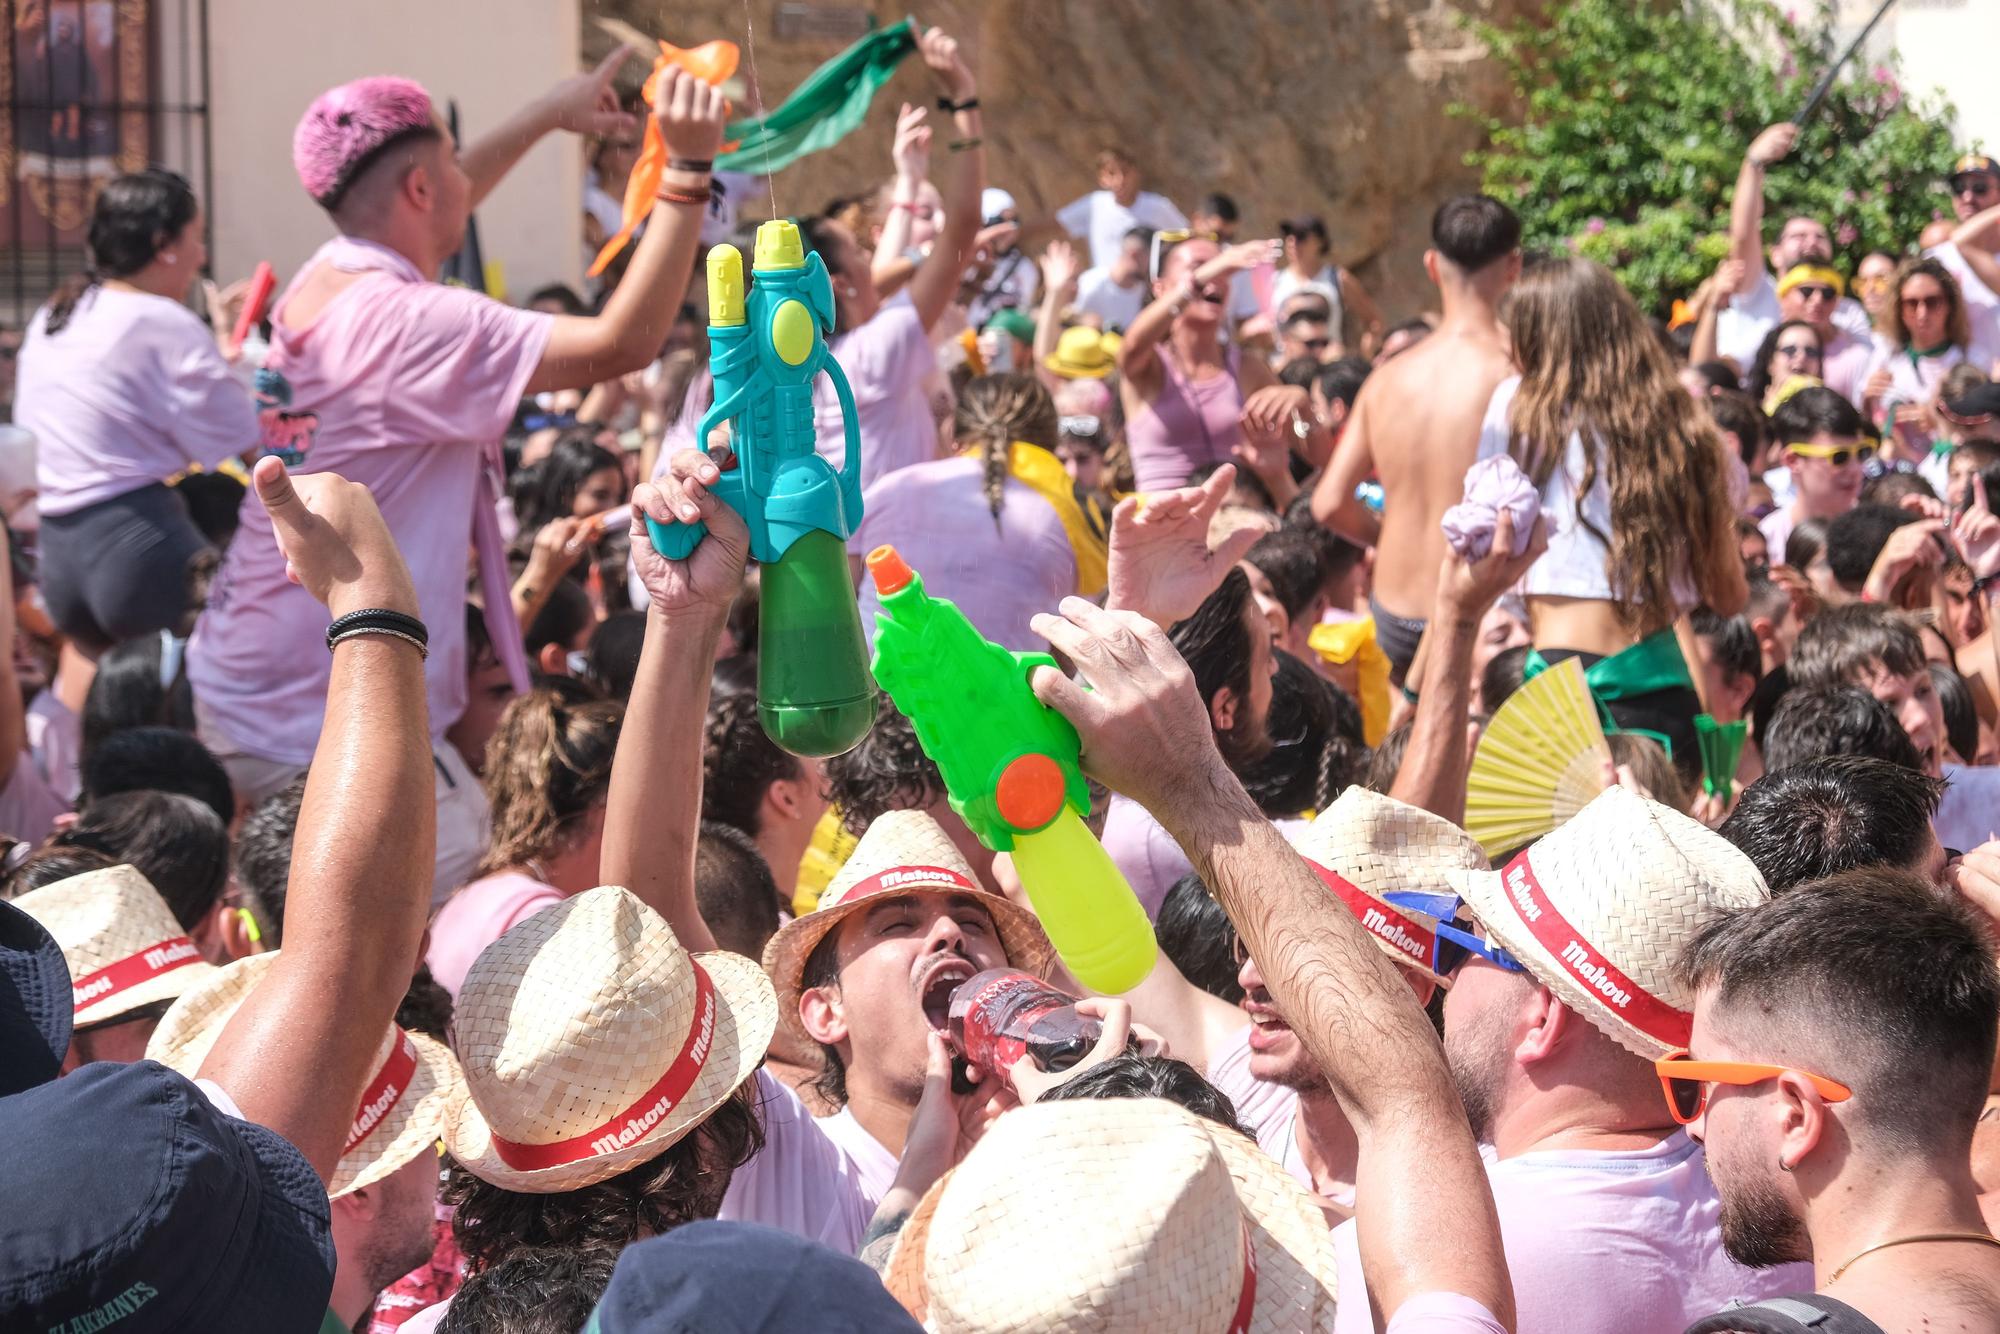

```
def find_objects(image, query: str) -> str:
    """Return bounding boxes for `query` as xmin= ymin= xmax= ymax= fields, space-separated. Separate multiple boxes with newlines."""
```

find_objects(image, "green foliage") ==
xmin=1456 ymin=0 xmax=1963 ymax=314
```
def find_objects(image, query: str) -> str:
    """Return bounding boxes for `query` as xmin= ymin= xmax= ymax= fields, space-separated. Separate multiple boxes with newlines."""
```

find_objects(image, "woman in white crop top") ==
xmin=1477 ymin=258 xmax=1747 ymax=776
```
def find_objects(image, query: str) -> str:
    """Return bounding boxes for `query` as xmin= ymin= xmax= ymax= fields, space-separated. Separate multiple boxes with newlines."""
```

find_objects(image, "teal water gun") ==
xmin=648 ymin=220 xmax=875 ymax=757
xmin=865 ymin=546 xmax=1156 ymax=994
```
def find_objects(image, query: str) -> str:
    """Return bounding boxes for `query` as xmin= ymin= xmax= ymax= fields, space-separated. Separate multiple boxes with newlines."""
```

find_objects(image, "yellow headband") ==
xmin=1777 ymin=265 xmax=1846 ymax=300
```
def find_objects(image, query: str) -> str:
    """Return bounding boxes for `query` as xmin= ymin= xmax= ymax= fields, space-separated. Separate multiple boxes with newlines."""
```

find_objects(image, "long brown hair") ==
xmin=1883 ymin=256 xmax=1972 ymax=352
xmin=953 ymin=373 xmax=1059 ymax=522
xmin=1504 ymin=257 xmax=1738 ymax=633
xmin=478 ymin=687 xmax=623 ymax=875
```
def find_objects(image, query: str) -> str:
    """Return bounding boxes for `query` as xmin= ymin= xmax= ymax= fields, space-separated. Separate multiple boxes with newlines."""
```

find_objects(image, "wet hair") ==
xmin=1480 ymin=643 xmax=1533 ymax=713
xmin=2 ymin=845 xmax=115 ymax=899
xmin=701 ymin=690 xmax=804 ymax=838
xmin=232 ymin=775 xmax=308 ymax=945
xmin=1430 ymin=194 xmax=1522 ymax=273
xmin=1788 ymin=603 xmax=1926 ymax=691
xmin=1681 ymin=868 xmax=1998 ymax=1158
xmin=1365 ymin=722 xmax=1412 ymax=793
xmin=525 ymin=578 xmax=594 ymax=664
xmin=1759 ymin=684 xmax=1923 ymax=773
xmin=1719 ymin=756 xmax=1944 ymax=892
xmin=439 ymin=1246 xmax=616 ymax=1334
xmin=444 ymin=1080 xmax=763 ymax=1271
xmin=1313 ymin=357 xmax=1370 ymax=411
xmin=1155 ymin=873 xmax=1243 ymax=1004
xmin=1745 ymin=319 xmax=1821 ymax=408
xmin=1931 ymin=663 xmax=1979 ymax=765
xmin=1705 ymin=390 xmax=1766 ymax=469
xmin=1782 ymin=516 xmax=1830 ymax=574
xmin=55 ymin=791 xmax=229 ymax=931
xmin=823 ymin=697 xmax=946 ymax=835
xmin=954 ymin=373 xmax=1059 ymax=522
xmin=80 ymin=633 xmax=197 ymax=760
xmin=1606 ymin=732 xmax=1688 ymax=814
xmin=1770 ymin=384 xmax=1866 ymax=447
xmin=515 ymin=431 xmax=624 ymax=534
xmin=584 ymin=611 xmax=645 ymax=701
xmin=1037 ymin=1052 xmax=1247 ymax=1136
xmin=79 ymin=727 xmax=232 ymax=826
xmin=694 ymin=821 xmax=783 ymax=961
xmin=1690 ymin=606 xmax=1760 ymax=690
xmin=1823 ymin=504 xmax=1916 ymax=591
xmin=1170 ymin=568 xmax=1255 ymax=715
xmin=1238 ymin=650 xmax=1365 ymax=817
xmin=478 ymin=689 xmax=623 ymax=875
xmin=44 ymin=169 xmax=199 ymax=335
xmin=1244 ymin=529 xmax=1324 ymax=623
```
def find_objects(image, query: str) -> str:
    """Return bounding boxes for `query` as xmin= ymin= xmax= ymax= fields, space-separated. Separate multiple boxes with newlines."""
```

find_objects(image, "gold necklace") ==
xmin=1827 ymin=1231 xmax=2000 ymax=1284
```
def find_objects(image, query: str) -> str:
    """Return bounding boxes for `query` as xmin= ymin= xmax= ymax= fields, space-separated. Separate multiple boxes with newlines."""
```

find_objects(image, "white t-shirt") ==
xmin=813 ymin=1104 xmax=900 ymax=1205
xmin=1330 ymin=1133 xmax=1813 ymax=1334
xmin=1075 ymin=266 xmax=1148 ymax=333
xmin=1056 ymin=189 xmax=1188 ymax=270
xmin=17 ymin=287 xmax=258 ymax=515
xmin=1271 ymin=266 xmax=1345 ymax=335
xmin=1927 ymin=240 xmax=2000 ymax=355
xmin=1714 ymin=270 xmax=1872 ymax=372
xmin=716 ymin=1068 xmax=876 ymax=1252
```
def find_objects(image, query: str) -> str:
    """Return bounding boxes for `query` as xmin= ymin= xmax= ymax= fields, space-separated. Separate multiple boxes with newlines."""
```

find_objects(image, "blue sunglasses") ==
xmin=1380 ymin=890 xmax=1529 ymax=976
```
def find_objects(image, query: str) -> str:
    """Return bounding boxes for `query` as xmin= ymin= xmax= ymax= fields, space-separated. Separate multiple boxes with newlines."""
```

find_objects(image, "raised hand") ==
xmin=1105 ymin=464 xmax=1264 ymax=627
xmin=630 ymin=446 xmax=749 ymax=617
xmin=548 ymin=47 xmax=636 ymax=138
xmin=891 ymin=101 xmax=932 ymax=183
xmin=1040 ymin=238 xmax=1081 ymax=295
xmin=918 ymin=26 xmax=976 ymax=102
xmin=654 ymin=65 xmax=729 ymax=162
xmin=1435 ymin=507 xmax=1548 ymax=628
xmin=253 ymin=456 xmax=415 ymax=619
xmin=1747 ymin=121 xmax=1800 ymax=168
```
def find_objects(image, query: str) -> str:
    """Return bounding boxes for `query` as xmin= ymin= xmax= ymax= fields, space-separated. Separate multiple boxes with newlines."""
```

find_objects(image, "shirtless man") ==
xmin=1309 ymin=195 xmax=1521 ymax=684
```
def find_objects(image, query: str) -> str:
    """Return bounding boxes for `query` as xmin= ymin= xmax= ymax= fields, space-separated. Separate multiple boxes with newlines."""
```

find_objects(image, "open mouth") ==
xmin=917 ymin=956 xmax=977 ymax=1032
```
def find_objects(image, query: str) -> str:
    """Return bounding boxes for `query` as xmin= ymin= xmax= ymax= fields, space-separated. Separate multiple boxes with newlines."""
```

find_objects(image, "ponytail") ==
xmin=477 ymin=687 xmax=624 ymax=874
xmin=42 ymin=168 xmax=198 ymax=337
xmin=41 ymin=271 xmax=98 ymax=337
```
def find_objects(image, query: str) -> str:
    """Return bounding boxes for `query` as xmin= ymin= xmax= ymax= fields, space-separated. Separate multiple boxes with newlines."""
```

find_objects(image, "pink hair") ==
xmin=293 ymin=76 xmax=435 ymax=207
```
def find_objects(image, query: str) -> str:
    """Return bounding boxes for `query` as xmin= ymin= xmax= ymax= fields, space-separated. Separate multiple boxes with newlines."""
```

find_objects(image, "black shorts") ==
xmin=39 ymin=482 xmax=213 ymax=653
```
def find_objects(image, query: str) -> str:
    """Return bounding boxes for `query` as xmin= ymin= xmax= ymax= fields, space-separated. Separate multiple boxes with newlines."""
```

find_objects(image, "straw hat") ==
xmin=145 ymin=951 xmax=463 ymax=1197
xmin=1044 ymin=325 xmax=1118 ymax=379
xmin=1445 ymin=785 xmax=1768 ymax=1058
xmin=13 ymin=865 xmax=216 ymax=1028
xmin=1292 ymin=788 xmax=1491 ymax=989
xmin=445 ymin=885 xmax=776 ymax=1193
xmin=761 ymin=811 xmax=1051 ymax=1041
xmin=885 ymin=1098 xmax=1336 ymax=1333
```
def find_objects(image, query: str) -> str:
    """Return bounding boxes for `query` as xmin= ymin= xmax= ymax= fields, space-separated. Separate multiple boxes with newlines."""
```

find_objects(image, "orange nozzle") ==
xmin=866 ymin=546 xmax=914 ymax=594
xmin=995 ymin=753 xmax=1067 ymax=832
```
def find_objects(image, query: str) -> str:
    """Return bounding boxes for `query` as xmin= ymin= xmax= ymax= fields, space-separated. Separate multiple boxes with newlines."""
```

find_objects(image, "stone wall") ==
xmin=591 ymin=0 xmax=1539 ymax=316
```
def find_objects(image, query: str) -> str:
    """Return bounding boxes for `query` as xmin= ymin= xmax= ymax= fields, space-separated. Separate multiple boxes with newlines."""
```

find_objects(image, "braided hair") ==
xmin=952 ymin=373 xmax=1060 ymax=524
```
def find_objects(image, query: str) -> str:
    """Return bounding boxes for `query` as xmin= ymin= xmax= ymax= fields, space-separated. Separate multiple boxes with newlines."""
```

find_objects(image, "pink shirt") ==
xmin=1821 ymin=328 xmax=1873 ymax=407
xmin=1330 ymin=1133 xmax=1813 ymax=1334
xmin=1203 ymin=1020 xmax=1302 ymax=1148
xmin=1100 ymin=793 xmax=1193 ymax=920
xmin=188 ymin=239 xmax=549 ymax=766
xmin=425 ymin=871 xmax=565 ymax=999
xmin=17 ymin=286 xmax=258 ymax=514
xmin=851 ymin=456 xmax=1076 ymax=653
xmin=1124 ymin=344 xmax=1245 ymax=492
xmin=814 ymin=291 xmax=941 ymax=491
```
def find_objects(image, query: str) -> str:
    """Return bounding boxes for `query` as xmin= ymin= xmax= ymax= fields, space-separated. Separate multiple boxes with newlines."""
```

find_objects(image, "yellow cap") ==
xmin=754 ymin=219 xmax=806 ymax=272
xmin=706 ymin=245 xmax=746 ymax=327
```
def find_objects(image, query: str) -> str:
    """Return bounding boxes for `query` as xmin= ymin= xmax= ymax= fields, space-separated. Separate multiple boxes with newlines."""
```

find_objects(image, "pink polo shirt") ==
xmin=814 ymin=291 xmax=941 ymax=491
xmin=189 ymin=239 xmax=549 ymax=766
xmin=424 ymin=871 xmax=566 ymax=1000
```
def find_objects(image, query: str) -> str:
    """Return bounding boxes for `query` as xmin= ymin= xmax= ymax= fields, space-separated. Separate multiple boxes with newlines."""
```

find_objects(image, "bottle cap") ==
xmin=995 ymin=752 xmax=1066 ymax=832
xmin=706 ymin=245 xmax=746 ymax=326
xmin=865 ymin=545 xmax=914 ymax=594
xmin=754 ymin=218 xmax=806 ymax=272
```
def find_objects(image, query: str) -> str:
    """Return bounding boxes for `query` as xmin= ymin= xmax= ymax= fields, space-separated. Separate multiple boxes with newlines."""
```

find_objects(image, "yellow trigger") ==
xmin=771 ymin=299 xmax=815 ymax=366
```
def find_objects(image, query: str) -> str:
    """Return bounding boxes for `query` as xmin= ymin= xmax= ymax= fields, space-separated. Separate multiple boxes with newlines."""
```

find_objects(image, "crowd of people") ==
xmin=3 ymin=21 xmax=2000 ymax=1334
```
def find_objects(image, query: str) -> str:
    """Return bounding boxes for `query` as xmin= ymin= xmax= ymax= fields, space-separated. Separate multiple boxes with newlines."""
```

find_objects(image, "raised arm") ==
xmin=597 ymin=449 xmax=752 ymax=951
xmin=1104 ymin=464 xmax=1261 ymax=628
xmin=526 ymin=68 xmax=727 ymax=395
xmin=197 ymin=459 xmax=429 ymax=1185
xmin=1308 ymin=383 xmax=1383 ymax=547
xmin=1686 ymin=258 xmax=1745 ymax=368
xmin=1028 ymin=600 xmax=1515 ymax=1331
xmin=1726 ymin=123 xmax=1797 ymax=295
xmin=1117 ymin=241 xmax=1271 ymax=385
xmin=871 ymin=102 xmax=931 ymax=298
xmin=1950 ymin=202 xmax=2000 ymax=303
xmin=1389 ymin=510 xmax=1546 ymax=824
xmin=463 ymin=48 xmax=634 ymax=208
xmin=1337 ymin=268 xmax=1385 ymax=358
xmin=1032 ymin=240 xmax=1081 ymax=391
xmin=902 ymin=27 xmax=984 ymax=333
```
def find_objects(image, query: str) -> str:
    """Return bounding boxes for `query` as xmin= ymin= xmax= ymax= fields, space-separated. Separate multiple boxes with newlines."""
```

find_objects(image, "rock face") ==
xmin=594 ymin=0 xmax=1538 ymax=316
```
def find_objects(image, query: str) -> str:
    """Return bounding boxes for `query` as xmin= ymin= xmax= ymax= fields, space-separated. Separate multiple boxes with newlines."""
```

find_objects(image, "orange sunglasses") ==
xmin=1654 ymin=1048 xmax=1852 ymax=1125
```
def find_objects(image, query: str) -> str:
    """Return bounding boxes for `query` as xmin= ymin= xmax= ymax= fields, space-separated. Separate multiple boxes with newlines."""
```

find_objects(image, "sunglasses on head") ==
xmin=1786 ymin=441 xmax=1874 ymax=467
xmin=1058 ymin=414 xmax=1103 ymax=441
xmin=1653 ymin=1048 xmax=1851 ymax=1125
xmin=1380 ymin=890 xmax=1529 ymax=977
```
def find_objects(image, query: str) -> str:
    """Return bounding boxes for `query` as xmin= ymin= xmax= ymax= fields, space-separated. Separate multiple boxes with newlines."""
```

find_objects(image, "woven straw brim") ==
xmin=445 ymin=946 xmax=775 ymax=1194
xmin=885 ymin=1106 xmax=1337 ymax=1333
xmin=14 ymin=864 xmax=217 ymax=1028
xmin=145 ymin=952 xmax=465 ymax=1197
xmin=761 ymin=887 xmax=1052 ymax=1046
xmin=76 ymin=956 xmax=216 ymax=1029
xmin=1447 ymin=864 xmax=1664 ymax=1058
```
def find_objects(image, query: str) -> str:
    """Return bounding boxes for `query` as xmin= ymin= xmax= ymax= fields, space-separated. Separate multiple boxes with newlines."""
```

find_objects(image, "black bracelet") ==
xmin=330 ymin=626 xmax=428 ymax=659
xmin=666 ymin=157 xmax=714 ymax=173
xmin=936 ymin=96 xmax=979 ymax=113
xmin=947 ymin=137 xmax=984 ymax=153
xmin=325 ymin=608 xmax=428 ymax=655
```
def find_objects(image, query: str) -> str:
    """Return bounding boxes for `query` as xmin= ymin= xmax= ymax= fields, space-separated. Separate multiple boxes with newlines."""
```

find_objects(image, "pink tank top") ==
xmin=1125 ymin=343 xmax=1245 ymax=492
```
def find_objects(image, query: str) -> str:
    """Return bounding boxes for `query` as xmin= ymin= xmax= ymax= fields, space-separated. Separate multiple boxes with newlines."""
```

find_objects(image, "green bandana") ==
xmin=718 ymin=20 xmax=919 ymax=175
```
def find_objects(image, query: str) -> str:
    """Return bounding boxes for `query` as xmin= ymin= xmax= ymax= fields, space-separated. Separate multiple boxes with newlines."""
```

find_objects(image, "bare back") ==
xmin=1351 ymin=321 xmax=1515 ymax=619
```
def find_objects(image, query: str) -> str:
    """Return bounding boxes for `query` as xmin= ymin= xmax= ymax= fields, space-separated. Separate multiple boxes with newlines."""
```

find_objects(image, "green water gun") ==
xmin=647 ymin=221 xmax=875 ymax=757
xmin=865 ymin=546 xmax=1156 ymax=994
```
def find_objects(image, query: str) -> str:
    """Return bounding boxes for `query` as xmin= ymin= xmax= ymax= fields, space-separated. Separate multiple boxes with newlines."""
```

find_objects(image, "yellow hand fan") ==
xmin=1466 ymin=657 xmax=1611 ymax=860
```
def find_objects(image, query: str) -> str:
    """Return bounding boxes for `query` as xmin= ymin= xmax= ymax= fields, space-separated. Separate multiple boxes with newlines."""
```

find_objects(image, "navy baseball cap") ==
xmin=0 ymin=896 xmax=71 ymax=1092
xmin=0 ymin=1060 xmax=335 ymax=1330
xmin=586 ymin=1220 xmax=923 ymax=1334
